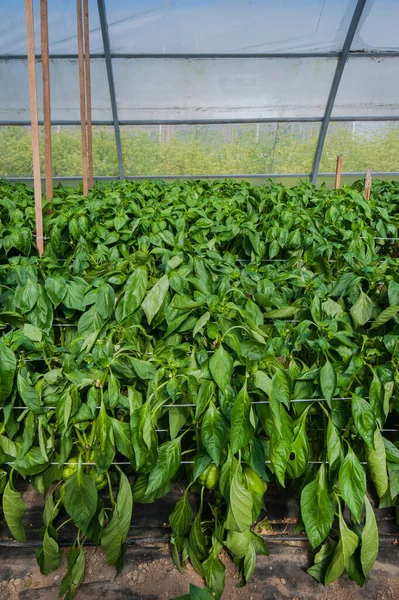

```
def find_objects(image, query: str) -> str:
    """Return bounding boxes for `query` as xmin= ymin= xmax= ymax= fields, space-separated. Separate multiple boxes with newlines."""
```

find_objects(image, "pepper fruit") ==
xmin=62 ymin=456 xmax=79 ymax=480
xmin=94 ymin=472 xmax=107 ymax=491
xmin=198 ymin=464 xmax=220 ymax=490
xmin=243 ymin=466 xmax=267 ymax=496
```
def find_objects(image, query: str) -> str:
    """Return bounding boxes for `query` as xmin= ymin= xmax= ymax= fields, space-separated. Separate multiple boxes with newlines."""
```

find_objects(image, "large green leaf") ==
xmin=361 ymin=496 xmax=378 ymax=578
xmin=2 ymin=480 xmax=26 ymax=542
xmin=201 ymin=401 xmax=229 ymax=467
xmin=300 ymin=464 xmax=334 ymax=549
xmin=230 ymin=382 xmax=254 ymax=455
xmin=142 ymin=274 xmax=169 ymax=324
xmin=101 ymin=471 xmax=133 ymax=569
xmin=209 ymin=345 xmax=233 ymax=392
xmin=0 ymin=339 xmax=16 ymax=405
xmin=338 ymin=446 xmax=366 ymax=522
xmin=64 ymin=466 xmax=98 ymax=534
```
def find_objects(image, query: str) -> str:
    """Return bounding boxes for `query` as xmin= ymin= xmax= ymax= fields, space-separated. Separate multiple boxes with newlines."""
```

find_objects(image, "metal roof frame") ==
xmin=0 ymin=0 xmax=398 ymax=183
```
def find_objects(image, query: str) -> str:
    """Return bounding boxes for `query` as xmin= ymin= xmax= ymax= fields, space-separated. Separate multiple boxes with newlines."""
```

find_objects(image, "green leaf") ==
xmin=96 ymin=283 xmax=115 ymax=319
xmin=209 ymin=345 xmax=233 ymax=392
xmin=45 ymin=275 xmax=67 ymax=307
xmin=327 ymin=419 xmax=344 ymax=478
xmin=64 ymin=466 xmax=98 ymax=535
xmin=361 ymin=496 xmax=379 ymax=578
xmin=365 ymin=428 xmax=388 ymax=498
xmin=320 ymin=360 xmax=336 ymax=408
xmin=307 ymin=537 xmax=337 ymax=583
xmin=2 ymin=480 xmax=26 ymax=542
xmin=94 ymin=403 xmax=115 ymax=474
xmin=36 ymin=529 xmax=62 ymax=575
xmin=111 ymin=419 xmax=134 ymax=461
xmin=350 ymin=290 xmax=374 ymax=328
xmin=193 ymin=312 xmax=211 ymax=337
xmin=101 ymin=471 xmax=133 ymax=569
xmin=0 ymin=339 xmax=16 ymax=405
xmin=146 ymin=438 xmax=181 ymax=495
xmin=225 ymin=467 xmax=253 ymax=532
xmin=338 ymin=446 xmax=366 ymax=522
xmin=195 ymin=380 xmax=216 ymax=421
xmin=388 ymin=279 xmax=399 ymax=306
xmin=253 ymin=371 xmax=272 ymax=397
xmin=122 ymin=266 xmax=148 ymax=318
xmin=285 ymin=406 xmax=310 ymax=479
xmin=17 ymin=369 xmax=42 ymax=414
xmin=170 ymin=491 xmax=193 ymax=538
xmin=142 ymin=274 xmax=169 ymax=325
xmin=351 ymin=394 xmax=376 ymax=449
xmin=202 ymin=550 xmax=225 ymax=600
xmin=300 ymin=464 xmax=335 ymax=549
xmin=230 ymin=382 xmax=255 ymax=455
xmin=129 ymin=357 xmax=156 ymax=380
xmin=59 ymin=546 xmax=85 ymax=600
xmin=264 ymin=306 xmax=298 ymax=319
xmin=371 ymin=305 xmax=399 ymax=329
xmin=325 ymin=512 xmax=359 ymax=585
xmin=201 ymin=401 xmax=229 ymax=467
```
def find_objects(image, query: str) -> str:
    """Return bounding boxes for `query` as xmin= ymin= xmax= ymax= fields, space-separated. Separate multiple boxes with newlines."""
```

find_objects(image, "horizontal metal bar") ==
xmin=1 ymin=116 xmax=399 ymax=127
xmin=4 ymin=460 xmax=368 ymax=466
xmin=4 ymin=172 xmax=399 ymax=183
xmin=1 ymin=51 xmax=399 ymax=60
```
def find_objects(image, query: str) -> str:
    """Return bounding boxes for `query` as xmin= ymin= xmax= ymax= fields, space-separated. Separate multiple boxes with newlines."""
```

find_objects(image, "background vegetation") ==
xmin=0 ymin=122 xmax=398 ymax=178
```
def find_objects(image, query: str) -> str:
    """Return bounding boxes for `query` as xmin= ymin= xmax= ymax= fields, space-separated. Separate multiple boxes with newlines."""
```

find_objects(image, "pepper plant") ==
xmin=0 ymin=177 xmax=399 ymax=598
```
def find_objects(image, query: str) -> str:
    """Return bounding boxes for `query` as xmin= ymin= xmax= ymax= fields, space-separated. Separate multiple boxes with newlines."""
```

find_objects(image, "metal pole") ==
xmin=310 ymin=0 xmax=368 ymax=184
xmin=97 ymin=0 xmax=124 ymax=180
xmin=25 ymin=0 xmax=44 ymax=256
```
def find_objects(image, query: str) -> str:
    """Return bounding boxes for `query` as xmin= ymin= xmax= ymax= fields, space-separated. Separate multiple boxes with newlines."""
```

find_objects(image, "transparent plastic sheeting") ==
xmin=0 ymin=57 xmax=336 ymax=122
xmin=332 ymin=58 xmax=399 ymax=117
xmin=0 ymin=60 xmax=112 ymax=122
xmin=1 ymin=0 xmax=398 ymax=56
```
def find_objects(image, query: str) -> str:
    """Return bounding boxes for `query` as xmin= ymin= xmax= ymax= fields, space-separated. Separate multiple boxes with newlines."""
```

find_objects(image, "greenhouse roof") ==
xmin=0 ymin=0 xmax=398 ymax=182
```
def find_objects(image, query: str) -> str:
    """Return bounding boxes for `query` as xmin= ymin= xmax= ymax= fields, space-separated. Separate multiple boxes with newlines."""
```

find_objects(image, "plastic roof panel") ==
xmin=332 ymin=57 xmax=399 ymax=117
xmin=0 ymin=0 xmax=364 ymax=56
xmin=112 ymin=57 xmax=336 ymax=120
xmin=105 ymin=0 xmax=353 ymax=54
xmin=352 ymin=0 xmax=399 ymax=51
xmin=0 ymin=0 xmax=104 ymax=55
xmin=0 ymin=59 xmax=112 ymax=121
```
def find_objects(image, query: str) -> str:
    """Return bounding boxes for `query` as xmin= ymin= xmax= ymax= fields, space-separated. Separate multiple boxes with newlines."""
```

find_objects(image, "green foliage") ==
xmin=1 ymin=177 xmax=399 ymax=597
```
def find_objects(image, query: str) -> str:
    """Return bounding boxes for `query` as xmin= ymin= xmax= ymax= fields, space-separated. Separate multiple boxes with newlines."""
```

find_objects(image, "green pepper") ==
xmin=94 ymin=472 xmax=107 ymax=491
xmin=62 ymin=456 xmax=79 ymax=480
xmin=198 ymin=464 xmax=220 ymax=490
xmin=243 ymin=466 xmax=267 ymax=496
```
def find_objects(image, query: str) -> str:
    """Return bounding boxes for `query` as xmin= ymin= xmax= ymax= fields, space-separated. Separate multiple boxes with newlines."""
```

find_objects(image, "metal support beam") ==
xmin=2 ymin=51 xmax=399 ymax=60
xmin=5 ymin=172 xmax=399 ymax=183
xmin=97 ymin=0 xmax=124 ymax=180
xmin=310 ymin=0 xmax=368 ymax=184
xmin=2 ymin=116 xmax=399 ymax=128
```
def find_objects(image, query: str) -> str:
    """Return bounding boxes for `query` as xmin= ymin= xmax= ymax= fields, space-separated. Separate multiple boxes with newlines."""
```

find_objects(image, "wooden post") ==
xmin=83 ymin=0 xmax=93 ymax=188
xmin=364 ymin=168 xmax=372 ymax=201
xmin=25 ymin=0 xmax=44 ymax=256
xmin=40 ymin=0 xmax=53 ymax=203
xmin=334 ymin=155 xmax=343 ymax=189
xmin=76 ymin=0 xmax=88 ymax=195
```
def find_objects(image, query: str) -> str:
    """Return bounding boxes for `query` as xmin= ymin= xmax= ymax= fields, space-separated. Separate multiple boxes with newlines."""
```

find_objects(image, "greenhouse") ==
xmin=0 ymin=1 xmax=399 ymax=599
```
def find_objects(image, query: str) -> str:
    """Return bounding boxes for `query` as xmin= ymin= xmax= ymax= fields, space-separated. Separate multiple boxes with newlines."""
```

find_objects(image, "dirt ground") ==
xmin=0 ymin=541 xmax=399 ymax=600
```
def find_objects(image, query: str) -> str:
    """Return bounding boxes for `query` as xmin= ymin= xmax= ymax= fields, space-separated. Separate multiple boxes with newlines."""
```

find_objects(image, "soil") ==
xmin=0 ymin=540 xmax=398 ymax=600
